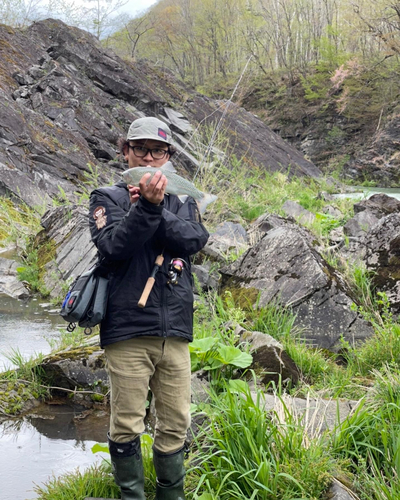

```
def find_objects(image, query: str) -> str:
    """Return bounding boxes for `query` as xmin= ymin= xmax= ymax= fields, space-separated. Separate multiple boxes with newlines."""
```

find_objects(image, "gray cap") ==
xmin=127 ymin=117 xmax=172 ymax=144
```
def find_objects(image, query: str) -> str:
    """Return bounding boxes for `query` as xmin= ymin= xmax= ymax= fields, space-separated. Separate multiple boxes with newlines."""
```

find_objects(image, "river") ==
xmin=333 ymin=186 xmax=400 ymax=201
xmin=0 ymin=295 xmax=64 ymax=371
xmin=0 ymin=403 xmax=110 ymax=500
xmin=0 ymin=293 xmax=110 ymax=499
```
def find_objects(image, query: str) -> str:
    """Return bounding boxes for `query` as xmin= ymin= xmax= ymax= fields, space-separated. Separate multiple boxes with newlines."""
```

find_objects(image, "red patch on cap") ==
xmin=158 ymin=128 xmax=167 ymax=140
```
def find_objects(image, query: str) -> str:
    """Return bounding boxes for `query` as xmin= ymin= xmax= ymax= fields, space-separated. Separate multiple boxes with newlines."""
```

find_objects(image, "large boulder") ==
xmin=364 ymin=212 xmax=400 ymax=312
xmin=38 ymin=205 xmax=97 ymax=298
xmin=221 ymin=225 xmax=373 ymax=351
xmin=39 ymin=343 xmax=109 ymax=404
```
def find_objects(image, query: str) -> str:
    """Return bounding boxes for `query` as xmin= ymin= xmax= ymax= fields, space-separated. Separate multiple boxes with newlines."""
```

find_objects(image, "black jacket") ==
xmin=89 ymin=181 xmax=209 ymax=347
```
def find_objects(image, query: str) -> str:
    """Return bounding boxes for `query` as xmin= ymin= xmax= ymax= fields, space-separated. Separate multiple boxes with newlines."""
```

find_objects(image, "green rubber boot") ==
xmin=108 ymin=433 xmax=145 ymax=500
xmin=153 ymin=446 xmax=186 ymax=500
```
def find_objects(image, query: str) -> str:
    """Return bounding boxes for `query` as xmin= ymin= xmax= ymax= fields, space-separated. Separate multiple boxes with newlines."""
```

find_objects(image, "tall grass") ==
xmin=189 ymin=382 xmax=333 ymax=500
xmin=34 ymin=461 xmax=120 ymax=500
xmin=191 ymin=126 xmax=352 ymax=231
xmin=331 ymin=367 xmax=400 ymax=499
xmin=0 ymin=197 xmax=42 ymax=248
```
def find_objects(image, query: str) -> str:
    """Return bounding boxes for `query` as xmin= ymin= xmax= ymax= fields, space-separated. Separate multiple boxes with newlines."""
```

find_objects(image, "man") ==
xmin=89 ymin=116 xmax=209 ymax=499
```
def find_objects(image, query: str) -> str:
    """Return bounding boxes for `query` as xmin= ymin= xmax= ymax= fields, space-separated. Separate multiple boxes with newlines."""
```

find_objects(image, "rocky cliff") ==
xmin=0 ymin=19 xmax=321 ymax=210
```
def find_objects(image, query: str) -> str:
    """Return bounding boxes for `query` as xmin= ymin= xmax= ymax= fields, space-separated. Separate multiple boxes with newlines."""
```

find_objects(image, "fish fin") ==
xmin=198 ymin=193 xmax=218 ymax=214
xmin=161 ymin=161 xmax=176 ymax=173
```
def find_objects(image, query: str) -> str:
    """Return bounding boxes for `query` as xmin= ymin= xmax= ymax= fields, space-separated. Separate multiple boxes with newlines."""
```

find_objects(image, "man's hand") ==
xmin=139 ymin=170 xmax=168 ymax=205
xmin=128 ymin=185 xmax=141 ymax=204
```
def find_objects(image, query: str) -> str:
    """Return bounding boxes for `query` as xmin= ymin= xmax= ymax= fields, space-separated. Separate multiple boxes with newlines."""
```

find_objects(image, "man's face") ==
xmin=126 ymin=139 xmax=170 ymax=169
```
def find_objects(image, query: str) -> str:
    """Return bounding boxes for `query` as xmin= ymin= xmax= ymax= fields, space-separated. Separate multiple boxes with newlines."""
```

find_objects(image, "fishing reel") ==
xmin=167 ymin=258 xmax=188 ymax=285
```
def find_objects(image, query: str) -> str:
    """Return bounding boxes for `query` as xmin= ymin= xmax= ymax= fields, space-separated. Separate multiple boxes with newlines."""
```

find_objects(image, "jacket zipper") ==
xmin=160 ymin=271 xmax=167 ymax=337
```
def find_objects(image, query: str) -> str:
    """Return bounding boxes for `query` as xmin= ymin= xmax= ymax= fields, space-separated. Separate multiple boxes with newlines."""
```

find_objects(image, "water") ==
xmin=0 ymin=403 xmax=110 ymax=500
xmin=0 ymin=295 xmax=65 ymax=371
xmin=333 ymin=186 xmax=400 ymax=201
xmin=0 ymin=280 xmax=110 ymax=500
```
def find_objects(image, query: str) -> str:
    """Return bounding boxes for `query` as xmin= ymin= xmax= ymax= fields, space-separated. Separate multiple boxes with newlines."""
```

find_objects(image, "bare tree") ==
xmin=0 ymin=0 xmax=44 ymax=27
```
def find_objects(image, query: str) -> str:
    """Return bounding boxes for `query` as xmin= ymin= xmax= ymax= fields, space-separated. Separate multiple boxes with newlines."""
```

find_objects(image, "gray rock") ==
xmin=237 ymin=327 xmax=283 ymax=351
xmin=354 ymin=193 xmax=400 ymax=217
xmin=203 ymin=221 xmax=249 ymax=262
xmin=190 ymin=371 xmax=211 ymax=404
xmin=282 ymin=200 xmax=315 ymax=225
xmin=323 ymin=205 xmax=342 ymax=218
xmin=192 ymin=262 xmax=219 ymax=291
xmin=39 ymin=205 xmax=98 ymax=298
xmin=40 ymin=346 xmax=108 ymax=392
xmin=344 ymin=210 xmax=379 ymax=238
xmin=252 ymin=391 xmax=359 ymax=434
xmin=237 ymin=326 xmax=299 ymax=386
xmin=221 ymin=226 xmax=373 ymax=351
xmin=329 ymin=226 xmax=345 ymax=243
xmin=248 ymin=211 xmax=305 ymax=246
xmin=364 ymin=212 xmax=400 ymax=312
xmin=0 ymin=257 xmax=30 ymax=299
xmin=164 ymin=107 xmax=192 ymax=134
xmin=326 ymin=479 xmax=358 ymax=499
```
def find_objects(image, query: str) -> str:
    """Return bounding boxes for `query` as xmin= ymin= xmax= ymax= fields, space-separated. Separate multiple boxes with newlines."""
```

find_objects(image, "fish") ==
xmin=121 ymin=161 xmax=217 ymax=214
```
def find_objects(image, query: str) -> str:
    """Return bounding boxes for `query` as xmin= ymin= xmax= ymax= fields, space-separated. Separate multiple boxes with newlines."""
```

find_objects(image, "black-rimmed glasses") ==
xmin=129 ymin=145 xmax=169 ymax=160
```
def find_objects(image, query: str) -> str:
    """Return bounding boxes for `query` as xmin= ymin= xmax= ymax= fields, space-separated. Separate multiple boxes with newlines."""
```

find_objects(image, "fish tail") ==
xmin=198 ymin=193 xmax=218 ymax=214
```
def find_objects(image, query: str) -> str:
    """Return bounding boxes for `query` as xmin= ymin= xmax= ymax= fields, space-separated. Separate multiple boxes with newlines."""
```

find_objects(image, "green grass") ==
xmin=189 ymin=382 xmax=334 ymax=499
xmin=34 ymin=461 xmax=120 ymax=499
xmin=0 ymin=197 xmax=42 ymax=247
xmin=191 ymin=129 xmax=352 ymax=234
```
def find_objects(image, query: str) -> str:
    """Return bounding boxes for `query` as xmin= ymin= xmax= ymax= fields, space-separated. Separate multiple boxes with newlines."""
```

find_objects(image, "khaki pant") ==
xmin=105 ymin=336 xmax=191 ymax=453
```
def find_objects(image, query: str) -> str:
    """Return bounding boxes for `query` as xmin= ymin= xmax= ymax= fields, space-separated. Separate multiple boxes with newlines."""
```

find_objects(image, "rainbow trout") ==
xmin=122 ymin=161 xmax=217 ymax=214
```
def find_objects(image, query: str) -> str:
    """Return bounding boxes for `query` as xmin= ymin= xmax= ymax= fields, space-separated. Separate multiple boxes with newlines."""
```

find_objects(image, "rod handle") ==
xmin=155 ymin=254 xmax=164 ymax=266
xmin=138 ymin=277 xmax=155 ymax=308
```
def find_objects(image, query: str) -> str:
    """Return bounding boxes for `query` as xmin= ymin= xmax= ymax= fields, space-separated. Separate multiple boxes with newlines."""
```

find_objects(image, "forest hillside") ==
xmin=106 ymin=0 xmax=400 ymax=186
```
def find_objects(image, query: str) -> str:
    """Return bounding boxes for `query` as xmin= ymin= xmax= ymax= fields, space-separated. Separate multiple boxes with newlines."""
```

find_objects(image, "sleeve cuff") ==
xmin=138 ymin=196 xmax=164 ymax=213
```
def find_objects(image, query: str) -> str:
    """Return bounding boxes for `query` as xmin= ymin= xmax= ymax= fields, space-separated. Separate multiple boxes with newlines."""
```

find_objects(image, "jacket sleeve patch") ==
xmin=93 ymin=206 xmax=108 ymax=230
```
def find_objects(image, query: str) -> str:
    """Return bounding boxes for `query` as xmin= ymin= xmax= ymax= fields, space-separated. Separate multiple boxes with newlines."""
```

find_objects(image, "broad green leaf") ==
xmin=189 ymin=337 xmax=219 ymax=353
xmin=190 ymin=351 xmax=201 ymax=372
xmin=229 ymin=379 xmax=250 ymax=394
xmin=196 ymin=494 xmax=215 ymax=500
xmin=216 ymin=345 xmax=253 ymax=368
xmin=91 ymin=442 xmax=109 ymax=454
